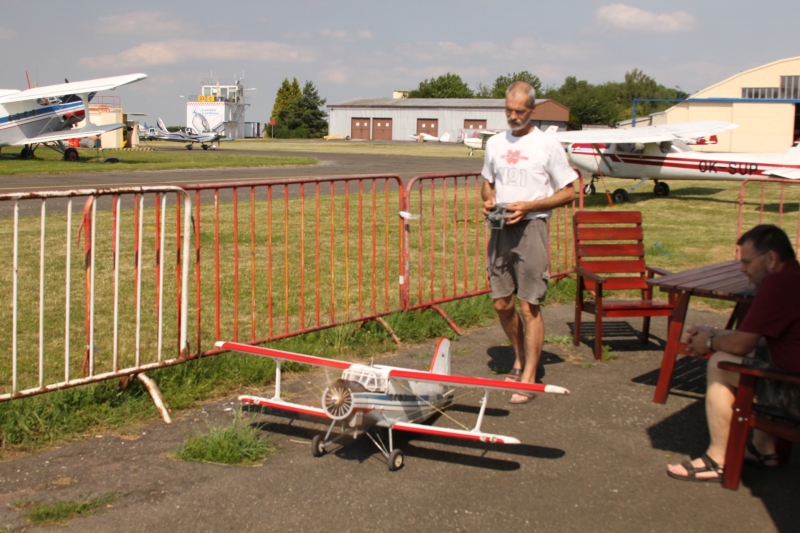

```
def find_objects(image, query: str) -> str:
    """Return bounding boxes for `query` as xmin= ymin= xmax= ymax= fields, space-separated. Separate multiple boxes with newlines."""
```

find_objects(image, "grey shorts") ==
xmin=486 ymin=218 xmax=549 ymax=305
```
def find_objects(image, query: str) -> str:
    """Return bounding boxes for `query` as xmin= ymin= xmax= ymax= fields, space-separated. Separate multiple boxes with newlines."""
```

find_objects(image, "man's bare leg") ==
xmin=493 ymin=295 xmax=526 ymax=373
xmin=510 ymin=302 xmax=544 ymax=403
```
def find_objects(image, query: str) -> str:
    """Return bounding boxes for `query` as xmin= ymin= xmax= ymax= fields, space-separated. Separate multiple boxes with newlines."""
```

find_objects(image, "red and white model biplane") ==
xmin=555 ymin=120 xmax=800 ymax=202
xmin=216 ymin=338 xmax=570 ymax=471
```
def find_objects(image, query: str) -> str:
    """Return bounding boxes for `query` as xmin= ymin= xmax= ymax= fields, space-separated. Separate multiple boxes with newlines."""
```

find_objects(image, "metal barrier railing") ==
xmin=0 ymin=187 xmax=191 ymax=403
xmin=736 ymin=178 xmax=800 ymax=258
xmin=181 ymin=175 xmax=406 ymax=356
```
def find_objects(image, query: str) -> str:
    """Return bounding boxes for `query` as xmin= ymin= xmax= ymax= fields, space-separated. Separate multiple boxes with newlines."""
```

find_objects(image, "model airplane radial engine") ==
xmin=321 ymin=379 xmax=354 ymax=420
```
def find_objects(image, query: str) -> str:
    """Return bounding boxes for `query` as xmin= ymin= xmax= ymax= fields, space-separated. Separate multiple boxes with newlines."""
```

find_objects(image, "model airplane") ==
xmin=411 ymin=131 xmax=451 ymax=143
xmin=0 ymin=73 xmax=147 ymax=160
xmin=216 ymin=338 xmax=570 ymax=471
xmin=552 ymin=120 xmax=800 ymax=201
xmin=150 ymin=117 xmax=222 ymax=150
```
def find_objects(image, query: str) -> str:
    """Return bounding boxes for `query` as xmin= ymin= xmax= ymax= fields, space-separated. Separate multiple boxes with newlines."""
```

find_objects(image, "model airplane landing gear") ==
xmin=185 ymin=144 xmax=193 ymax=150
xmin=365 ymin=427 xmax=404 ymax=471
xmin=63 ymin=148 xmax=79 ymax=161
xmin=201 ymin=144 xmax=209 ymax=150
xmin=653 ymin=181 xmax=670 ymax=197
xmin=612 ymin=188 xmax=629 ymax=203
xmin=583 ymin=183 xmax=596 ymax=195
xmin=388 ymin=449 xmax=404 ymax=471
xmin=20 ymin=146 xmax=34 ymax=160
xmin=311 ymin=435 xmax=326 ymax=457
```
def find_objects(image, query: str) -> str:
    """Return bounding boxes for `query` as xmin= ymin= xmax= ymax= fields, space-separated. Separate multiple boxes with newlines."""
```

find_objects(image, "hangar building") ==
xmin=327 ymin=98 xmax=569 ymax=141
xmin=632 ymin=56 xmax=800 ymax=153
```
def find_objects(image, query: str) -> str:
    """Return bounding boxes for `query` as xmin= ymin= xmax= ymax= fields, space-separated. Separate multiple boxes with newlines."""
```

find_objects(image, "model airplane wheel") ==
xmin=653 ymin=182 xmax=670 ymax=197
xmin=202 ymin=145 xmax=209 ymax=150
xmin=210 ymin=144 xmax=217 ymax=150
xmin=612 ymin=188 xmax=629 ymax=203
xmin=311 ymin=435 xmax=326 ymax=457
xmin=63 ymin=148 xmax=79 ymax=161
xmin=388 ymin=449 xmax=404 ymax=471
xmin=583 ymin=183 xmax=596 ymax=195
xmin=186 ymin=145 xmax=193 ymax=150
xmin=20 ymin=146 xmax=34 ymax=160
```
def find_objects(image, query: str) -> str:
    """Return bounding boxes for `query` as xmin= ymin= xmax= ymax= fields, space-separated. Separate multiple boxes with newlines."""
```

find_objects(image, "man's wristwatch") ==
xmin=705 ymin=334 xmax=715 ymax=351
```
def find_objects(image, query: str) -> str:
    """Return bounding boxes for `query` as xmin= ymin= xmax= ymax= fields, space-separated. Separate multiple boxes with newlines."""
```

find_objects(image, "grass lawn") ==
xmin=0 ymin=144 xmax=317 ymax=175
xmin=217 ymin=137 xmax=477 ymax=158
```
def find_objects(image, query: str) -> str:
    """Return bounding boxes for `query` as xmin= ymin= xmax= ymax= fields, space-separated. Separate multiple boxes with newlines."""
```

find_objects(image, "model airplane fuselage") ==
xmin=217 ymin=338 xmax=569 ymax=471
xmin=0 ymin=73 xmax=147 ymax=160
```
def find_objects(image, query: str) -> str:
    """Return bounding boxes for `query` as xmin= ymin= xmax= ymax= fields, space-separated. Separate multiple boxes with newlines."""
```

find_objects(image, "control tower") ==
xmin=185 ymin=76 xmax=249 ymax=139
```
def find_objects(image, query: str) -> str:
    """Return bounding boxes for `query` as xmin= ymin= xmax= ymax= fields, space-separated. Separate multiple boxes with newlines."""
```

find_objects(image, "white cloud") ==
xmin=0 ymin=27 xmax=15 ymax=40
xmin=320 ymin=67 xmax=350 ymax=84
xmin=595 ymin=4 xmax=697 ymax=32
xmin=319 ymin=29 xmax=373 ymax=41
xmin=95 ymin=12 xmax=183 ymax=35
xmin=79 ymin=39 xmax=312 ymax=69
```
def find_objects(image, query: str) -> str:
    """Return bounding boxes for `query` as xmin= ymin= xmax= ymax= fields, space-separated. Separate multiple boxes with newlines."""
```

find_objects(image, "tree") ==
xmin=276 ymin=80 xmax=328 ymax=138
xmin=489 ymin=71 xmax=542 ymax=98
xmin=270 ymin=77 xmax=302 ymax=122
xmin=408 ymin=73 xmax=474 ymax=98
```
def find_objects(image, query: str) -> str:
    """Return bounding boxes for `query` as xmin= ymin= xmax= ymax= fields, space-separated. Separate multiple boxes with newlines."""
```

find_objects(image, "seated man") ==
xmin=667 ymin=224 xmax=800 ymax=482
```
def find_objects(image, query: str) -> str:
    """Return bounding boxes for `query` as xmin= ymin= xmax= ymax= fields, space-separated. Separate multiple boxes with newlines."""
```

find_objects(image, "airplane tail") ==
xmin=439 ymin=132 xmax=451 ymax=143
xmin=544 ymin=125 xmax=558 ymax=134
xmin=429 ymin=337 xmax=451 ymax=375
xmin=156 ymin=118 xmax=169 ymax=133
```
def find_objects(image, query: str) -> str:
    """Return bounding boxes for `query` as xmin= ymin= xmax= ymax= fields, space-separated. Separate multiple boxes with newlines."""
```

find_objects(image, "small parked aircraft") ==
xmin=216 ymin=338 xmax=570 ymax=471
xmin=150 ymin=117 xmax=222 ymax=150
xmin=464 ymin=126 xmax=558 ymax=156
xmin=0 ymin=73 xmax=147 ymax=160
xmin=552 ymin=120 xmax=800 ymax=201
xmin=411 ymin=131 xmax=451 ymax=143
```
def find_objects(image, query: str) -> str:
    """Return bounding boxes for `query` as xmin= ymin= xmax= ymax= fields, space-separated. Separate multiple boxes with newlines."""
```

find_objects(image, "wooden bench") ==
xmin=573 ymin=211 xmax=674 ymax=360
xmin=718 ymin=360 xmax=800 ymax=490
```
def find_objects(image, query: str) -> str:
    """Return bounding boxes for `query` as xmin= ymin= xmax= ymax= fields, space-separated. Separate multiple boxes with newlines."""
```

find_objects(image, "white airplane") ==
xmin=552 ymin=120 xmax=800 ymax=201
xmin=216 ymin=337 xmax=570 ymax=471
xmin=149 ymin=117 xmax=222 ymax=150
xmin=464 ymin=126 xmax=558 ymax=156
xmin=0 ymin=73 xmax=147 ymax=160
xmin=411 ymin=131 xmax=451 ymax=143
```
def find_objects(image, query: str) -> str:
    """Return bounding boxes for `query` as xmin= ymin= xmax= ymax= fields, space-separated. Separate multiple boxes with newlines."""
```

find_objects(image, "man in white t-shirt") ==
xmin=481 ymin=81 xmax=577 ymax=404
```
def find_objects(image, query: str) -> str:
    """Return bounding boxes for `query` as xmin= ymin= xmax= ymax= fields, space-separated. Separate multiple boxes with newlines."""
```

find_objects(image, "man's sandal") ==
xmin=505 ymin=368 xmax=523 ymax=382
xmin=667 ymin=453 xmax=724 ymax=483
xmin=745 ymin=441 xmax=780 ymax=468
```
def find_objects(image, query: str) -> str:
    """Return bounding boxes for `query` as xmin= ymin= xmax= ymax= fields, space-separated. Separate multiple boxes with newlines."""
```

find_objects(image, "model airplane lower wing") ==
xmin=392 ymin=421 xmax=520 ymax=444
xmin=767 ymin=167 xmax=800 ymax=179
xmin=10 ymin=124 xmax=126 ymax=146
xmin=239 ymin=395 xmax=328 ymax=418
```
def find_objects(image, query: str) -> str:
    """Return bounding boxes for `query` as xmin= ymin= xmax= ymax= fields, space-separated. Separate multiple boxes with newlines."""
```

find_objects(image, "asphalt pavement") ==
xmin=0 ymin=305 xmax=797 ymax=533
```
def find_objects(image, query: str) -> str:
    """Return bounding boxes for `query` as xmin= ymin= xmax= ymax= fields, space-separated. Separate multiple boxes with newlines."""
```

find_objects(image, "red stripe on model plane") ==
xmin=216 ymin=341 xmax=351 ymax=369
xmin=388 ymin=368 xmax=569 ymax=394
xmin=239 ymin=395 xmax=329 ymax=418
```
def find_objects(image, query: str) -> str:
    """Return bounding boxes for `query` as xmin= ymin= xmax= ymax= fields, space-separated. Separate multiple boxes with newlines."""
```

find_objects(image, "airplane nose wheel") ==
xmin=583 ymin=183 xmax=596 ymax=195
xmin=388 ymin=449 xmax=404 ymax=471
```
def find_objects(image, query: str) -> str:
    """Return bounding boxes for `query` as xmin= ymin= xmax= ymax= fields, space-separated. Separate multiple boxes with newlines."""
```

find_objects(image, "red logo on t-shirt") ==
xmin=501 ymin=150 xmax=528 ymax=165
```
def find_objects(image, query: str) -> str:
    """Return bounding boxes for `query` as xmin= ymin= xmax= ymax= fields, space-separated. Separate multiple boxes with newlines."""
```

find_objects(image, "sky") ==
xmin=0 ymin=0 xmax=797 ymax=127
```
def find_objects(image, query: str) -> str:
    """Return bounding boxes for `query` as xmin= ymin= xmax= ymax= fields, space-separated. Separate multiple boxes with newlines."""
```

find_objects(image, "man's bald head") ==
xmin=505 ymin=81 xmax=537 ymax=110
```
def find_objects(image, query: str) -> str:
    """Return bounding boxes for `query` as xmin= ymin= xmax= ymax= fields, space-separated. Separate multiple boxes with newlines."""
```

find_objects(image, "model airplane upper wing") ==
xmin=386 ymin=368 xmax=570 ymax=395
xmin=10 ymin=124 xmax=126 ymax=146
xmin=550 ymin=120 xmax=738 ymax=144
xmin=214 ymin=341 xmax=352 ymax=370
xmin=0 ymin=73 xmax=147 ymax=105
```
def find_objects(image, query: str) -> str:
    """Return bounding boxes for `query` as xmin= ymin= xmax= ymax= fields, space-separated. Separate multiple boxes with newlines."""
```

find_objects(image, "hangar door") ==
xmin=416 ymin=119 xmax=438 ymax=137
xmin=373 ymin=118 xmax=393 ymax=141
xmin=464 ymin=119 xmax=486 ymax=130
xmin=351 ymin=118 xmax=371 ymax=140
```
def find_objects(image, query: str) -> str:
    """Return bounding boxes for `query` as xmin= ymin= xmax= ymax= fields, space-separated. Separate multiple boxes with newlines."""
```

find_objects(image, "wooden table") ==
xmin=647 ymin=260 xmax=755 ymax=403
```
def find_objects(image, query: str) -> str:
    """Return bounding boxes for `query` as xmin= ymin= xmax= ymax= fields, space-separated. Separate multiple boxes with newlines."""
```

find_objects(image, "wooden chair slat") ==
xmin=579 ymin=259 xmax=646 ymax=274
xmin=575 ymin=211 xmax=642 ymax=224
xmin=577 ymin=243 xmax=644 ymax=258
xmin=584 ymin=277 xmax=649 ymax=291
xmin=575 ymin=227 xmax=643 ymax=241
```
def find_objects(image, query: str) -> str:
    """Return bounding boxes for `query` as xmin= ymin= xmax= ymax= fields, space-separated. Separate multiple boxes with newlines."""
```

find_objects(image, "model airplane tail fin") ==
xmin=156 ymin=118 xmax=169 ymax=133
xmin=429 ymin=337 xmax=451 ymax=374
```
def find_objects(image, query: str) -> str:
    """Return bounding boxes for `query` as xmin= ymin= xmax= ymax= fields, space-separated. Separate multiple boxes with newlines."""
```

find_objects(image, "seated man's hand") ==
xmin=685 ymin=325 xmax=712 ymax=356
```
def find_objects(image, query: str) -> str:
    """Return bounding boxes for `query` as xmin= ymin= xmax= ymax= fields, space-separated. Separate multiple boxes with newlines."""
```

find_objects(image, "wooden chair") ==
xmin=573 ymin=211 xmax=675 ymax=360
xmin=718 ymin=361 xmax=800 ymax=490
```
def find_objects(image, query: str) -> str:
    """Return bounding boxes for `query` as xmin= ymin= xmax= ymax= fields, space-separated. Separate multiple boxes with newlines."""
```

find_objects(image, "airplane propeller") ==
xmin=321 ymin=379 xmax=354 ymax=420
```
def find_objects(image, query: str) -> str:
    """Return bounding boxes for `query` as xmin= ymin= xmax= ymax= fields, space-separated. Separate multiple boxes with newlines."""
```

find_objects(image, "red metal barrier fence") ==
xmin=737 ymin=177 xmax=800 ymax=257
xmin=181 ymin=175 xmax=405 ymax=357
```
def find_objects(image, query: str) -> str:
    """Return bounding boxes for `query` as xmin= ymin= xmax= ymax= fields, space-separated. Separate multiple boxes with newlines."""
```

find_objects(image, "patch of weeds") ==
xmin=601 ymin=345 xmax=619 ymax=361
xmin=176 ymin=418 xmax=274 ymax=466
xmin=544 ymin=277 xmax=576 ymax=306
xmin=578 ymin=361 xmax=595 ymax=369
xmin=451 ymin=348 xmax=469 ymax=357
xmin=544 ymin=334 xmax=571 ymax=346
xmin=22 ymin=492 xmax=119 ymax=526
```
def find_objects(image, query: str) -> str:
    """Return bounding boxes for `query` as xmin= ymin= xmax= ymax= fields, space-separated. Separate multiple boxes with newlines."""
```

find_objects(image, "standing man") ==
xmin=667 ymin=224 xmax=800 ymax=482
xmin=481 ymin=81 xmax=577 ymax=404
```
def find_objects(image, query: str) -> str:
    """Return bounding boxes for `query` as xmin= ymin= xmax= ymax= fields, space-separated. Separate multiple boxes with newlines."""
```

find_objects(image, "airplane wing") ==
xmin=239 ymin=395 xmax=329 ymax=418
xmin=0 ymin=73 xmax=147 ymax=105
xmin=9 ymin=123 xmax=126 ymax=146
xmin=767 ymin=167 xmax=800 ymax=179
xmin=214 ymin=341 xmax=352 ymax=370
xmin=392 ymin=421 xmax=520 ymax=444
xmin=387 ymin=368 xmax=570 ymax=395
xmin=550 ymin=120 xmax=738 ymax=144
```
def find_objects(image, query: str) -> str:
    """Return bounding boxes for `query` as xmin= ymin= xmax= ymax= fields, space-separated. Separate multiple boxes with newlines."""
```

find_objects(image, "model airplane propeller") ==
xmin=216 ymin=338 xmax=570 ymax=471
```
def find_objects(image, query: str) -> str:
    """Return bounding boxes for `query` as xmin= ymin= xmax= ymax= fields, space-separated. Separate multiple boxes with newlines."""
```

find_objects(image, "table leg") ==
xmin=653 ymin=292 xmax=690 ymax=404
